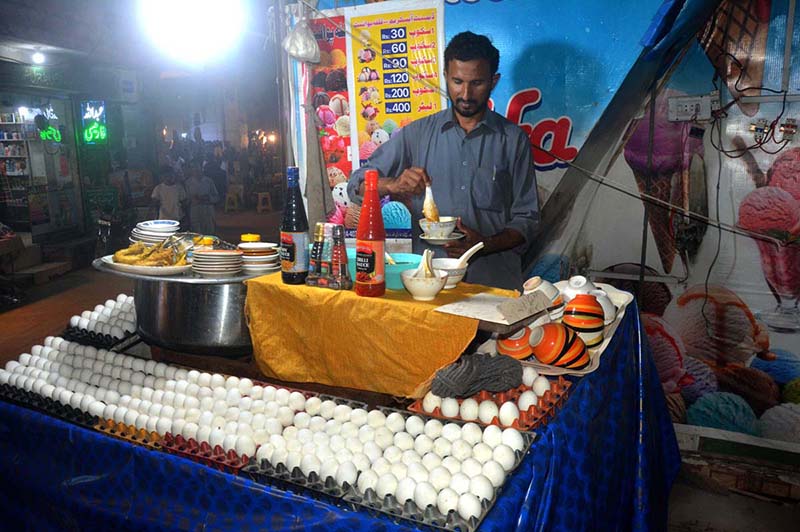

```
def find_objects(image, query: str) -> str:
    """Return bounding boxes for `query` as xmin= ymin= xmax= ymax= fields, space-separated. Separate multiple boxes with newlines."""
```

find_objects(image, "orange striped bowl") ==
xmin=528 ymin=323 xmax=590 ymax=370
xmin=497 ymin=327 xmax=533 ymax=359
xmin=562 ymin=294 xmax=605 ymax=348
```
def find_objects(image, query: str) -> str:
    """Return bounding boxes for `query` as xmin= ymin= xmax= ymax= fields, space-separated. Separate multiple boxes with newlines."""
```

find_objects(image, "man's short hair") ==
xmin=159 ymin=165 xmax=175 ymax=178
xmin=444 ymin=31 xmax=500 ymax=75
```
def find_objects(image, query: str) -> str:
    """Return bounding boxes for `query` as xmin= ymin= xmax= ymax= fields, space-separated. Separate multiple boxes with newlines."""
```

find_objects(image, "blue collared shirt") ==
xmin=349 ymin=108 xmax=539 ymax=290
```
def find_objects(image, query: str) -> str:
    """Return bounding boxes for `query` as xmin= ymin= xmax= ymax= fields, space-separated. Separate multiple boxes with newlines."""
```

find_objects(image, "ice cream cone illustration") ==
xmin=624 ymin=90 xmax=707 ymax=274
xmin=663 ymin=284 xmax=774 ymax=365
xmin=698 ymin=0 xmax=771 ymax=117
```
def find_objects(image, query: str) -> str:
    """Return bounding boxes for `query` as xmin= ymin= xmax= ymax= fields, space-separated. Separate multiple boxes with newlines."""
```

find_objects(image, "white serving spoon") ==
xmin=454 ymin=242 xmax=485 ymax=269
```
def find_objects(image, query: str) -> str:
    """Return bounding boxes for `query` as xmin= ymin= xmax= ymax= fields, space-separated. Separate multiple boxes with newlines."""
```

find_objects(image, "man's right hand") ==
xmin=385 ymin=167 xmax=431 ymax=200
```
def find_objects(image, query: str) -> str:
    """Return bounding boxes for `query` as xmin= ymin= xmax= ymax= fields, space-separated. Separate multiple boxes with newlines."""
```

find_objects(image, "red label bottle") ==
xmin=355 ymin=169 xmax=385 ymax=297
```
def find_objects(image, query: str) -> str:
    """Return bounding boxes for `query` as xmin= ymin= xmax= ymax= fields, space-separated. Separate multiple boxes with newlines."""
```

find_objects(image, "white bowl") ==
xmin=400 ymin=269 xmax=449 ymax=301
xmin=562 ymin=275 xmax=597 ymax=302
xmin=431 ymin=258 xmax=466 ymax=289
xmin=418 ymin=216 xmax=457 ymax=239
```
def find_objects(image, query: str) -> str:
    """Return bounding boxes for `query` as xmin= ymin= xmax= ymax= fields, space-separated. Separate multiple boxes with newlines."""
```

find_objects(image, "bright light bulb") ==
xmin=138 ymin=0 xmax=247 ymax=66
xmin=32 ymin=52 xmax=45 ymax=64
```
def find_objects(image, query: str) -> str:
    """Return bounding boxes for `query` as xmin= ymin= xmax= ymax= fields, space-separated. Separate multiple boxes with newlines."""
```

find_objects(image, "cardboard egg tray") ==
xmin=161 ymin=433 xmax=249 ymax=474
xmin=343 ymin=408 xmax=536 ymax=532
xmin=0 ymin=383 xmax=99 ymax=429
xmin=241 ymin=458 xmax=348 ymax=505
xmin=94 ymin=418 xmax=163 ymax=451
xmin=407 ymin=376 xmax=572 ymax=432
xmin=61 ymin=326 xmax=132 ymax=351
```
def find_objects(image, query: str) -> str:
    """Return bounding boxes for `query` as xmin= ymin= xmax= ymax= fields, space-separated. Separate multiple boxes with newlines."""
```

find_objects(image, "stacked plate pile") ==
xmin=192 ymin=249 xmax=243 ymax=277
xmin=239 ymin=242 xmax=280 ymax=275
xmin=130 ymin=220 xmax=180 ymax=245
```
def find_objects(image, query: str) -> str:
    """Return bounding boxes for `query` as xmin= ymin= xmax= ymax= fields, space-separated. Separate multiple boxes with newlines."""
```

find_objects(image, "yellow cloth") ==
xmin=245 ymin=273 xmax=516 ymax=397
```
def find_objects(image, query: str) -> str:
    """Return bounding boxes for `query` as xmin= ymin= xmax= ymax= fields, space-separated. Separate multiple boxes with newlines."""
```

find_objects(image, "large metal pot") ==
xmin=93 ymin=259 xmax=253 ymax=357
xmin=134 ymin=278 xmax=252 ymax=356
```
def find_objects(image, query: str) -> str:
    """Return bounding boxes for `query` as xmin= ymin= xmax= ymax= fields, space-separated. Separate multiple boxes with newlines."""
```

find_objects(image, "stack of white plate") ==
xmin=130 ymin=220 xmax=180 ymax=245
xmin=192 ymin=249 xmax=243 ymax=277
xmin=239 ymin=242 xmax=280 ymax=274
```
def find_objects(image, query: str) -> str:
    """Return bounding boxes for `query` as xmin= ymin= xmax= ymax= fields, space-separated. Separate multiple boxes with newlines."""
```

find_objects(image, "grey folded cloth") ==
xmin=431 ymin=353 xmax=522 ymax=398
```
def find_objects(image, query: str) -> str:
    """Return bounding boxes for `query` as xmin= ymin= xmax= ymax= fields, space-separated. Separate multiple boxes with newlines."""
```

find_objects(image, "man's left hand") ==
xmin=443 ymin=219 xmax=485 ymax=258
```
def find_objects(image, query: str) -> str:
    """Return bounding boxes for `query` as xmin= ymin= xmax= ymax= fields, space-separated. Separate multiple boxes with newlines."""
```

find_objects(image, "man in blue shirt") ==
xmin=348 ymin=32 xmax=539 ymax=290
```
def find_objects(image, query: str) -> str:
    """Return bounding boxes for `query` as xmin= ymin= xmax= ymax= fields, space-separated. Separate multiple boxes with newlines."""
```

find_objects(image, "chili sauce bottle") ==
xmin=306 ymin=222 xmax=325 ymax=286
xmin=355 ymin=169 xmax=385 ymax=297
xmin=280 ymin=166 xmax=309 ymax=284
xmin=330 ymin=224 xmax=352 ymax=290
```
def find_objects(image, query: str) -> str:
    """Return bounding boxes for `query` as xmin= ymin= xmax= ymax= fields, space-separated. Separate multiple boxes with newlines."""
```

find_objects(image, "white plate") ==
xmin=238 ymin=242 xmax=278 ymax=251
xmin=137 ymin=220 xmax=180 ymax=232
xmin=242 ymin=265 xmax=280 ymax=271
xmin=101 ymin=255 xmax=191 ymax=276
xmin=519 ymin=282 xmax=634 ymax=376
xmin=242 ymin=256 xmax=278 ymax=263
xmin=420 ymin=233 xmax=465 ymax=246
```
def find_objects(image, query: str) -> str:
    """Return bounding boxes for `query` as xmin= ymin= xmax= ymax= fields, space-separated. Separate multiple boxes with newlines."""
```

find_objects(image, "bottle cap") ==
xmin=364 ymin=169 xmax=379 ymax=190
xmin=241 ymin=233 xmax=261 ymax=242
xmin=200 ymin=237 xmax=215 ymax=246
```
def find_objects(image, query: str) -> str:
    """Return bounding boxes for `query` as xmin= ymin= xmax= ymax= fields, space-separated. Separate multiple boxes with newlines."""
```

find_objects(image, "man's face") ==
xmin=164 ymin=173 xmax=176 ymax=185
xmin=445 ymin=58 xmax=499 ymax=119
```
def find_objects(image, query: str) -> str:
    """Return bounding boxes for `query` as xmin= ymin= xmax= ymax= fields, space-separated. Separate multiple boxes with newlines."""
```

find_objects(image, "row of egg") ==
xmin=421 ymin=367 xmax=552 ymax=427
xmin=68 ymin=294 xmax=136 ymax=338
xmin=3 ymin=338 xmax=524 ymax=521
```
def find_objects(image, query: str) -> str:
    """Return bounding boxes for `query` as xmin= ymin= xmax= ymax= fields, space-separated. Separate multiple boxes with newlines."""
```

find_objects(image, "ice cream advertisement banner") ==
xmin=306 ymin=16 xmax=352 ymax=189
xmin=345 ymin=0 xmax=446 ymax=166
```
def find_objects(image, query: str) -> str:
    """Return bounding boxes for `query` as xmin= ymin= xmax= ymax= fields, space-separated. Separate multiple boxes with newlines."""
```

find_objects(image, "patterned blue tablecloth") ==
xmin=0 ymin=303 xmax=679 ymax=531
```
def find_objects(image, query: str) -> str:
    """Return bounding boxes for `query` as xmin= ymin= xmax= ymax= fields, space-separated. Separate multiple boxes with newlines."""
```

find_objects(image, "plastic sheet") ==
xmin=0 ymin=303 xmax=679 ymax=531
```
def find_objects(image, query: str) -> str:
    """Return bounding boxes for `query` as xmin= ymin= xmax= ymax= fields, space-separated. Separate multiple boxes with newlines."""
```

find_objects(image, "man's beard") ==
xmin=452 ymin=97 xmax=488 ymax=118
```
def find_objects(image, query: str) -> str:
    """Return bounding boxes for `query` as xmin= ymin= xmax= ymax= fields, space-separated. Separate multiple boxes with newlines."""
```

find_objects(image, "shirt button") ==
xmin=460 ymin=185 xmax=466 ymax=190
xmin=462 ymin=161 xmax=467 ymax=166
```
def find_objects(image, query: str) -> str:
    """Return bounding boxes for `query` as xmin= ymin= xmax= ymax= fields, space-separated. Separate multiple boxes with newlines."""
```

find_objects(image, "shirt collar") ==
xmin=439 ymin=108 xmax=502 ymax=134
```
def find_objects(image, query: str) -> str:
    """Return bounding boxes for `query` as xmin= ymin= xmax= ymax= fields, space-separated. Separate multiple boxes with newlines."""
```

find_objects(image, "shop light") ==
xmin=138 ymin=0 xmax=247 ymax=66
xmin=267 ymin=132 xmax=277 ymax=144
xmin=32 ymin=52 xmax=45 ymax=64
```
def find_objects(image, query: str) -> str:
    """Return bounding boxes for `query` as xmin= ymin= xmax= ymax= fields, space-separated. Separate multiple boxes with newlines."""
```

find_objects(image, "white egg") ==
xmin=407 ymin=462 xmax=429 ymax=483
xmin=492 ymin=444 xmax=516 ymax=472
xmin=207 ymin=373 xmax=224 ymax=388
xmin=478 ymin=401 xmax=499 ymax=424
xmin=78 ymin=317 xmax=89 ymax=329
xmin=374 ymin=427 xmax=394 ymax=450
xmin=469 ymin=474 xmax=495 ymax=501
xmin=135 ymin=413 xmax=151 ymax=432
xmin=482 ymin=424 xmax=503 ymax=448
xmin=375 ymin=472 xmax=398 ymax=499
xmin=371 ymin=457 xmax=391 ymax=476
xmin=457 ymin=493 xmax=482 ymax=521
xmin=440 ymin=398 xmax=460 ymax=418
xmin=324 ymin=420 xmax=342 ymax=436
xmin=461 ymin=456 xmax=483 ymax=478
xmin=223 ymin=434 xmax=239 ymax=453
xmin=501 ymin=428 xmax=525 ymax=452
xmin=271 ymin=448 xmax=289 ymax=468
xmin=422 ymin=391 xmax=442 ymax=413
xmin=390 ymin=461 xmax=409 ymax=480
xmin=224 ymin=376 xmax=240 ymax=391
xmin=319 ymin=400 xmax=336 ymax=419
xmin=296 ymin=395 xmax=318 ymax=416
xmin=288 ymin=391 xmax=306 ymax=412
xmin=423 ymin=419 xmax=443 ymax=440
xmin=437 ymin=487 xmax=460 ymax=516
xmin=482 ymin=460 xmax=506 ymax=487
xmin=393 ymin=432 xmax=414 ymax=451
xmin=532 ymin=375 xmax=551 ymax=396
xmin=174 ymin=369 xmax=189 ymax=381
xmin=346 ymin=408 xmax=365 ymax=427
xmin=156 ymin=417 xmax=172 ymax=436
xmin=396 ymin=477 xmax=417 ymax=502
xmin=208 ymin=428 xmax=226 ymax=449
xmin=433 ymin=437 xmax=452 ymax=457
xmin=451 ymin=439 xmax=473 ymax=462
xmin=235 ymin=435 xmax=257 ymax=458
xmin=517 ymin=391 xmax=538 ymax=413
xmin=458 ymin=398 xmax=479 ymax=421
xmin=317 ymin=457 xmax=338 ymax=481
xmin=414 ymin=481 xmax=438 ymax=509
xmin=403 ymin=415 xmax=424 ymax=437
xmin=382 ymin=445 xmax=402 ymax=464
xmin=441 ymin=456 xmax=462 ymax=476
xmin=522 ymin=366 xmax=539 ymax=387
xmin=335 ymin=461 xmax=358 ymax=486
xmin=357 ymin=469 xmax=378 ymax=494
xmin=171 ymin=419 xmax=186 ymax=437
xmin=498 ymin=402 xmax=520 ymax=427
xmin=410 ymin=434 xmax=432 ymax=456
xmin=274 ymin=387 xmax=290 ymax=405
xmin=333 ymin=404 xmax=352 ymax=422
xmin=441 ymin=423 xmax=462 ymax=443
xmin=357 ymin=425 xmax=376 ymax=444
xmin=429 ymin=465 xmax=452 ymax=491
xmin=383 ymin=412 xmax=405 ymax=433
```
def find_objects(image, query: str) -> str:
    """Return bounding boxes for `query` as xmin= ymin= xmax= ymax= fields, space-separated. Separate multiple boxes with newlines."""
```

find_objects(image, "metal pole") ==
xmin=273 ymin=0 xmax=293 ymax=171
xmin=637 ymin=83 xmax=657 ymax=301
xmin=782 ymin=0 xmax=796 ymax=92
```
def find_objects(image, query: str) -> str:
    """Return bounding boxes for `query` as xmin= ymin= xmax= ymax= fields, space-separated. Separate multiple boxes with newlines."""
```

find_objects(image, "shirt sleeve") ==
xmin=504 ymin=129 xmax=540 ymax=251
xmin=151 ymin=185 xmax=160 ymax=201
xmin=347 ymin=127 xmax=412 ymax=205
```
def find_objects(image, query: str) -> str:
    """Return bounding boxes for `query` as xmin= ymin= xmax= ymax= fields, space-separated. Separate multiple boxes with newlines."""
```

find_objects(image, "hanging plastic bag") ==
xmin=283 ymin=18 xmax=320 ymax=63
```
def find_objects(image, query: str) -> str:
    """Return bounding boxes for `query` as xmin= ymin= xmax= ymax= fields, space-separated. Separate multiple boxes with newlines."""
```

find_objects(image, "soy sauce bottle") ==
xmin=280 ymin=167 xmax=309 ymax=284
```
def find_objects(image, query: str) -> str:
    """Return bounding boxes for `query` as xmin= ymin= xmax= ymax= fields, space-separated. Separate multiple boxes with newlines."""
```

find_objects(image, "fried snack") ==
xmin=112 ymin=242 xmax=183 ymax=267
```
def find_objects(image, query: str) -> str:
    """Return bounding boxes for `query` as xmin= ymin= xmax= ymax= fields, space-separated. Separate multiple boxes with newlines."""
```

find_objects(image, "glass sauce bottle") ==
xmin=355 ymin=169 xmax=385 ymax=297
xmin=280 ymin=166 xmax=309 ymax=284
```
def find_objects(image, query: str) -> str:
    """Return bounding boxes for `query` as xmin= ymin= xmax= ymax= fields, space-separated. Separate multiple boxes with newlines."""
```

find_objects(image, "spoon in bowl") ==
xmin=454 ymin=242 xmax=485 ymax=269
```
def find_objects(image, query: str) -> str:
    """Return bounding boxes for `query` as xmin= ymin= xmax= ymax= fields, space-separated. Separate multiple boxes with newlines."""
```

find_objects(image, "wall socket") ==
xmin=667 ymin=91 xmax=720 ymax=122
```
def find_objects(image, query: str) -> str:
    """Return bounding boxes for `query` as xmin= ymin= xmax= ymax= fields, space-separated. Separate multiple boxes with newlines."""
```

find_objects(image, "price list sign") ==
xmin=347 ymin=4 xmax=444 ymax=165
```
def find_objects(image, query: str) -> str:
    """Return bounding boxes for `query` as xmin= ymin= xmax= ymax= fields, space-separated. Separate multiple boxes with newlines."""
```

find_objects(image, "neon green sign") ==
xmin=83 ymin=121 xmax=107 ymax=143
xmin=39 ymin=126 xmax=62 ymax=143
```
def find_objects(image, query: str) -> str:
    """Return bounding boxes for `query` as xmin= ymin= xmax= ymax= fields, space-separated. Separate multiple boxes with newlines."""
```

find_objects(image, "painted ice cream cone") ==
xmin=663 ymin=285 xmax=773 ymax=365
xmin=642 ymin=313 xmax=692 ymax=394
xmin=698 ymin=0 xmax=771 ymax=117
xmin=624 ymin=89 xmax=706 ymax=273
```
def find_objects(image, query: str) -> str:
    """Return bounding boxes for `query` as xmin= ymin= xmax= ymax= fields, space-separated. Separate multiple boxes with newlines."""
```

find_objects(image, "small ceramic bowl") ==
xmin=528 ymin=323 xmax=590 ymax=370
xmin=432 ymin=258 xmax=466 ymax=289
xmin=400 ymin=269 xmax=449 ymax=301
xmin=562 ymin=275 xmax=598 ymax=302
xmin=591 ymin=289 xmax=617 ymax=325
xmin=418 ymin=216 xmax=457 ymax=239
xmin=497 ymin=327 xmax=533 ymax=359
